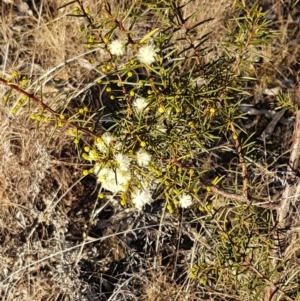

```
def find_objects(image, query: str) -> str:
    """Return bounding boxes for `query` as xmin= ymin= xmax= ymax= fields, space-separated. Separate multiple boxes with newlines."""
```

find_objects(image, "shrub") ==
xmin=1 ymin=1 xmax=298 ymax=300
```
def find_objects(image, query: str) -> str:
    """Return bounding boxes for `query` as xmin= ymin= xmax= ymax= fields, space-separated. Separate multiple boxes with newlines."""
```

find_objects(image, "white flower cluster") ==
xmin=131 ymin=187 xmax=152 ymax=211
xmin=109 ymin=40 xmax=125 ymax=56
xmin=137 ymin=44 xmax=157 ymax=65
xmin=108 ymin=39 xmax=157 ymax=66
xmin=136 ymin=148 xmax=151 ymax=167
xmin=91 ymin=132 xmax=154 ymax=211
xmin=132 ymin=97 xmax=148 ymax=114
xmin=95 ymin=132 xmax=114 ymax=154
xmin=93 ymin=133 xmax=132 ymax=193
xmin=178 ymin=193 xmax=193 ymax=208
xmin=94 ymin=163 xmax=131 ymax=193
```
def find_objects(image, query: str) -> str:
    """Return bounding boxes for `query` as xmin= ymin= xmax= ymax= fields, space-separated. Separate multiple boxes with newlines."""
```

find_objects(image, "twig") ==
xmin=0 ymin=77 xmax=100 ymax=138
xmin=199 ymin=179 xmax=279 ymax=209
xmin=228 ymin=122 xmax=249 ymax=198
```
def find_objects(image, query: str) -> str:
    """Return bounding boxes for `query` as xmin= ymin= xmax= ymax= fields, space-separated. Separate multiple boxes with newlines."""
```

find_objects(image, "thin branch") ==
xmin=0 ymin=77 xmax=100 ymax=138
xmin=199 ymin=179 xmax=279 ymax=209
xmin=233 ymin=134 xmax=249 ymax=198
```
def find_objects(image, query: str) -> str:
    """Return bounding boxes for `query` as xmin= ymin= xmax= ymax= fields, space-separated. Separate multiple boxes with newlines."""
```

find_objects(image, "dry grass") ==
xmin=1 ymin=0 xmax=300 ymax=300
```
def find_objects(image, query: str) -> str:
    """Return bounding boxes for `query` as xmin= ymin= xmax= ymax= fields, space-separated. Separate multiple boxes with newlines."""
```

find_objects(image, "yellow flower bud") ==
xmin=88 ymin=35 xmax=94 ymax=43
xmin=12 ymin=70 xmax=18 ymax=78
xmin=73 ymin=6 xmax=80 ymax=15
xmin=167 ymin=204 xmax=174 ymax=214
xmin=189 ymin=169 xmax=195 ymax=176
xmin=158 ymin=106 xmax=164 ymax=113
